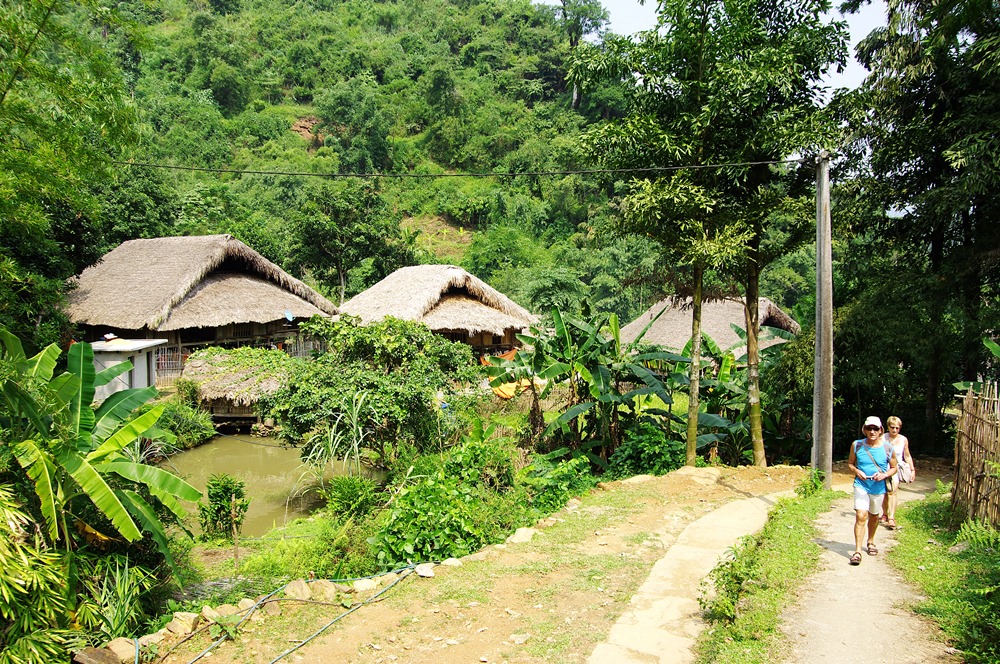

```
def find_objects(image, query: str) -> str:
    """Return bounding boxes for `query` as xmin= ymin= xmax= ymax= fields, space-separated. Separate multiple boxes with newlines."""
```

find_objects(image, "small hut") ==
xmin=620 ymin=297 xmax=800 ymax=352
xmin=65 ymin=235 xmax=337 ymax=383
xmin=340 ymin=265 xmax=537 ymax=355
xmin=180 ymin=350 xmax=293 ymax=424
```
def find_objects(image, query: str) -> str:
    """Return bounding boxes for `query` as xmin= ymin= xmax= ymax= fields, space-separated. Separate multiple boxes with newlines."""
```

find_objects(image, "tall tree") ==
xmin=0 ymin=0 xmax=138 ymax=346
xmin=555 ymin=0 xmax=609 ymax=109
xmin=571 ymin=0 xmax=847 ymax=465
xmin=837 ymin=0 xmax=1000 ymax=445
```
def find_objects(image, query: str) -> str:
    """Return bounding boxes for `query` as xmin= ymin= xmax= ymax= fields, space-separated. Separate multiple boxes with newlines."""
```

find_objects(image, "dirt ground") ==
xmin=159 ymin=463 xmax=829 ymax=664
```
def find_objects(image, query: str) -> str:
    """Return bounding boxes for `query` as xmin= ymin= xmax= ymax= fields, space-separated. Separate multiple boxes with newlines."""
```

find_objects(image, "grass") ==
xmin=694 ymin=487 xmax=840 ymax=664
xmin=887 ymin=482 xmax=1000 ymax=663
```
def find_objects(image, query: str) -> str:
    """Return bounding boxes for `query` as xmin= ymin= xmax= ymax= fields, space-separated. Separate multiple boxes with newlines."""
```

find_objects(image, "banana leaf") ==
xmin=87 ymin=406 xmax=165 ymax=463
xmin=118 ymin=489 xmax=178 ymax=573
xmin=55 ymin=447 xmax=142 ymax=542
xmin=14 ymin=440 xmax=60 ymax=541
xmin=92 ymin=386 xmax=159 ymax=445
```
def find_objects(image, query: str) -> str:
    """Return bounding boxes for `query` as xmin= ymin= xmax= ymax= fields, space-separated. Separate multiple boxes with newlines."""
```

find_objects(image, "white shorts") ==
xmin=854 ymin=485 xmax=884 ymax=515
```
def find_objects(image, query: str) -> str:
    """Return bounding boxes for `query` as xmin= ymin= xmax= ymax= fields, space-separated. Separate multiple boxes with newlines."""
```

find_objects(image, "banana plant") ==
xmin=0 ymin=328 xmax=200 ymax=570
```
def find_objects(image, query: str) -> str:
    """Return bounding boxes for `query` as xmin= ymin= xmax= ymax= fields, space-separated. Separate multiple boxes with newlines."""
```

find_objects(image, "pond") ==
xmin=163 ymin=434 xmax=323 ymax=537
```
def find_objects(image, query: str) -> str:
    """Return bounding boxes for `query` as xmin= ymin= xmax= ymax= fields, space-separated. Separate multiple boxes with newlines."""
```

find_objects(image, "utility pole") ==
xmin=813 ymin=150 xmax=834 ymax=488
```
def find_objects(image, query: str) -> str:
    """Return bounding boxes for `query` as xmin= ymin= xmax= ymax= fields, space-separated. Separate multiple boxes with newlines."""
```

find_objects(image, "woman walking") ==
xmin=880 ymin=415 xmax=914 ymax=530
xmin=846 ymin=416 xmax=898 ymax=565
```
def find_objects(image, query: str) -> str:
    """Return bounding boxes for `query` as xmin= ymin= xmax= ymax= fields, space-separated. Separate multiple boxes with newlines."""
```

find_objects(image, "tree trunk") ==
xmin=685 ymin=263 xmax=705 ymax=466
xmin=745 ymin=267 xmax=766 ymax=467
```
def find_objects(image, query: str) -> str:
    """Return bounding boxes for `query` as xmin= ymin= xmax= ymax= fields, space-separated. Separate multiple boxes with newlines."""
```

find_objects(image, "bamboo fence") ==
xmin=953 ymin=382 xmax=1000 ymax=527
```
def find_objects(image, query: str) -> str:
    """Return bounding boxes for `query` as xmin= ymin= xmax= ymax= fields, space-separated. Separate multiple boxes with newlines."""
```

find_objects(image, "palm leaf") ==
xmin=13 ymin=440 xmax=60 ymax=541
xmin=65 ymin=343 xmax=96 ymax=442
xmin=93 ymin=360 xmax=133 ymax=388
xmin=55 ymin=448 xmax=141 ymax=542
xmin=92 ymin=386 xmax=158 ymax=445
xmin=102 ymin=461 xmax=201 ymax=504
xmin=118 ymin=490 xmax=178 ymax=573
xmin=87 ymin=406 xmax=165 ymax=463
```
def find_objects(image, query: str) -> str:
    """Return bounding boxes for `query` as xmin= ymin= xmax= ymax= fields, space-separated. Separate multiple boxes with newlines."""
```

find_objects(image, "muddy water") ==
xmin=164 ymin=434 xmax=322 ymax=537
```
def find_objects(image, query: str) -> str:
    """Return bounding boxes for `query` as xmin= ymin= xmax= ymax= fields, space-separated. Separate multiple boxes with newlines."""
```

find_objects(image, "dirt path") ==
xmin=780 ymin=471 xmax=962 ymax=664
xmin=160 ymin=465 xmax=809 ymax=664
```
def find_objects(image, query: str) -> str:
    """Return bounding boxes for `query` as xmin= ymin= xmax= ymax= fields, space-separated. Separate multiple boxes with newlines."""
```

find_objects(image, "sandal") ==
xmin=849 ymin=552 xmax=862 ymax=565
xmin=879 ymin=514 xmax=889 ymax=524
xmin=886 ymin=518 xmax=896 ymax=529
xmin=867 ymin=543 xmax=878 ymax=556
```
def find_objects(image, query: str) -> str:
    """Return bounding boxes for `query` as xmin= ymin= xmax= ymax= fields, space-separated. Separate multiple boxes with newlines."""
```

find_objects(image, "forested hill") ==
xmin=107 ymin=0 xmax=671 ymax=320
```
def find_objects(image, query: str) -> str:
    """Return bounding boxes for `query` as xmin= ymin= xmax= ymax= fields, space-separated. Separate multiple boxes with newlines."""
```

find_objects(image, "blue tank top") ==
xmin=853 ymin=439 xmax=893 ymax=495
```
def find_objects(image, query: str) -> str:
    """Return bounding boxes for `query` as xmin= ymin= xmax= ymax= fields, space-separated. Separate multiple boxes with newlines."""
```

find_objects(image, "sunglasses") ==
xmin=864 ymin=426 xmax=882 ymax=432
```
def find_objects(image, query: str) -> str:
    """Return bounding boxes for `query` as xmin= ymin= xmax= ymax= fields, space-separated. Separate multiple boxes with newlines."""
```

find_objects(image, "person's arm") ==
xmin=888 ymin=454 xmax=898 ymax=477
xmin=847 ymin=443 xmax=865 ymax=480
xmin=903 ymin=436 xmax=915 ymax=479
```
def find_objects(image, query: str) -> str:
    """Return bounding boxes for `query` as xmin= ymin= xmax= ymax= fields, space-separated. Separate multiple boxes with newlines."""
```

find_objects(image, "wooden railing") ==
xmin=953 ymin=382 xmax=1000 ymax=528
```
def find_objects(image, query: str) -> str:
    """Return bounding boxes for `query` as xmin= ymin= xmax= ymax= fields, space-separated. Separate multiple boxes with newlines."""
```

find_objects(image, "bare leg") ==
xmin=886 ymin=489 xmax=898 ymax=520
xmin=867 ymin=513 xmax=880 ymax=546
xmin=854 ymin=510 xmax=868 ymax=555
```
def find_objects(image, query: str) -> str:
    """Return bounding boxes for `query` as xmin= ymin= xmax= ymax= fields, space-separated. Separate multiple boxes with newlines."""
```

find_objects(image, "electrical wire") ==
xmin=113 ymin=157 xmax=808 ymax=179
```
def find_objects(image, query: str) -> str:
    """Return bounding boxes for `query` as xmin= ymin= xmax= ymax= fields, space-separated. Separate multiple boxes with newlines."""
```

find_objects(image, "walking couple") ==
xmin=845 ymin=415 xmax=915 ymax=565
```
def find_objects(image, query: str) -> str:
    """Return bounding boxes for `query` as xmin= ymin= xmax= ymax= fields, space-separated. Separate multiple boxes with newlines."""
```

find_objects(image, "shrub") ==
xmin=324 ymin=475 xmax=380 ymax=520
xmin=606 ymin=420 xmax=686 ymax=480
xmin=157 ymin=400 xmax=216 ymax=449
xmin=198 ymin=474 xmax=251 ymax=541
xmin=517 ymin=455 xmax=595 ymax=514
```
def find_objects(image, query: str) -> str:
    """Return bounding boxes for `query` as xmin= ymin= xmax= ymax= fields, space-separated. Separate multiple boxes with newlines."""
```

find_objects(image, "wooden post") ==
xmin=231 ymin=494 xmax=240 ymax=569
xmin=813 ymin=150 xmax=834 ymax=488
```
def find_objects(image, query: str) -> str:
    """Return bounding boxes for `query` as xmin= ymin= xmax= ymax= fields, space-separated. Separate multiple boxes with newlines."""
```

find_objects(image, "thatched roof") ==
xmin=340 ymin=265 xmax=537 ymax=336
xmin=621 ymin=297 xmax=800 ymax=352
xmin=181 ymin=350 xmax=292 ymax=406
xmin=65 ymin=235 xmax=337 ymax=330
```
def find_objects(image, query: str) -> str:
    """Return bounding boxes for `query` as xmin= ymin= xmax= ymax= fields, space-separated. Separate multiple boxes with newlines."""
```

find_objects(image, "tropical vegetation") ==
xmin=0 ymin=0 xmax=998 ymax=659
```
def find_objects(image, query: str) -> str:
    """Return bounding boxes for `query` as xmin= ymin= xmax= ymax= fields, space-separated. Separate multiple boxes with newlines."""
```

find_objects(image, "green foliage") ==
xmin=0 ymin=331 xmax=200 ymax=572
xmin=0 ymin=485 xmax=83 ymax=663
xmin=268 ymin=316 xmax=482 ymax=462
xmin=794 ymin=468 xmax=825 ymax=498
xmin=198 ymin=473 xmax=250 ymax=541
xmin=695 ymin=489 xmax=837 ymax=662
xmin=891 ymin=486 xmax=1000 ymax=664
xmin=74 ymin=554 xmax=156 ymax=642
xmin=173 ymin=379 xmax=201 ymax=408
xmin=137 ymin=399 xmax=216 ymax=451
xmin=606 ymin=421 xmax=686 ymax=480
xmin=323 ymin=475 xmax=380 ymax=521
xmin=516 ymin=455 xmax=595 ymax=514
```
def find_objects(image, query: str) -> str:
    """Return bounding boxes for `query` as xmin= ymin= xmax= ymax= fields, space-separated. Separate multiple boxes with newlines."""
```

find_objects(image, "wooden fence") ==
xmin=953 ymin=382 xmax=1000 ymax=528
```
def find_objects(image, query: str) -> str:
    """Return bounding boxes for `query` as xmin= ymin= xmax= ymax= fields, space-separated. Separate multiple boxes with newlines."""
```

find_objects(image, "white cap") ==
xmin=862 ymin=416 xmax=883 ymax=432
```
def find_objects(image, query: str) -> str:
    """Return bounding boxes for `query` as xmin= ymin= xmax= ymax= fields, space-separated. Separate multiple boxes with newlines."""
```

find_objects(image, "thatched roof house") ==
xmin=621 ymin=297 xmax=800 ymax=353
xmin=65 ymin=235 xmax=336 ymax=365
xmin=340 ymin=265 xmax=537 ymax=354
xmin=181 ymin=348 xmax=294 ymax=421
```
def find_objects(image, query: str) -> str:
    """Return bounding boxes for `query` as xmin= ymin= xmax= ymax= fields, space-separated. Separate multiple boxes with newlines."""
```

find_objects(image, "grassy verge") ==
xmin=888 ymin=482 xmax=1000 ymax=663
xmin=694 ymin=485 xmax=840 ymax=664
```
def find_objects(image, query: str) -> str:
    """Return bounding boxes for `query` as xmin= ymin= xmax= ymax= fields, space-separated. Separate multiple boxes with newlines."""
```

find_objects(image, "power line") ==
xmin=113 ymin=157 xmax=807 ymax=179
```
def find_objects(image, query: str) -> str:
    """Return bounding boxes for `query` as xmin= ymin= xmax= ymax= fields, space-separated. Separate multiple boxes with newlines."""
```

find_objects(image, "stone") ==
xmin=310 ymin=579 xmax=339 ymax=602
xmin=380 ymin=571 xmax=400 ymax=584
xmin=137 ymin=630 xmax=167 ymax=647
xmin=440 ymin=558 xmax=462 ymax=567
xmin=673 ymin=465 xmax=721 ymax=485
xmin=284 ymin=578 xmax=312 ymax=600
xmin=464 ymin=550 xmax=491 ymax=562
xmin=237 ymin=598 xmax=256 ymax=613
xmin=200 ymin=605 xmax=221 ymax=623
xmin=105 ymin=638 xmax=135 ymax=663
xmin=506 ymin=528 xmax=538 ymax=544
xmin=166 ymin=611 xmax=200 ymax=635
xmin=414 ymin=563 xmax=436 ymax=578
xmin=215 ymin=604 xmax=240 ymax=617
xmin=263 ymin=600 xmax=282 ymax=616
xmin=353 ymin=578 xmax=378 ymax=592
xmin=565 ymin=498 xmax=582 ymax=511
xmin=72 ymin=647 xmax=119 ymax=664
xmin=334 ymin=582 xmax=354 ymax=593
xmin=509 ymin=633 xmax=531 ymax=645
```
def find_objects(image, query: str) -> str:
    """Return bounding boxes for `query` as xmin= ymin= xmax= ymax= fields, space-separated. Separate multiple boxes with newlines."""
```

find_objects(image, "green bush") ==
xmin=606 ymin=420 xmax=686 ymax=480
xmin=157 ymin=400 xmax=217 ymax=449
xmin=174 ymin=378 xmax=201 ymax=408
xmin=517 ymin=455 xmax=595 ymax=514
xmin=324 ymin=475 xmax=380 ymax=520
xmin=198 ymin=474 xmax=251 ymax=541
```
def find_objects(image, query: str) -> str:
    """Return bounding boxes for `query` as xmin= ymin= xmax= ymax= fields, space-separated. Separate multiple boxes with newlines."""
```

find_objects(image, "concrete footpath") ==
xmin=588 ymin=472 xmax=957 ymax=664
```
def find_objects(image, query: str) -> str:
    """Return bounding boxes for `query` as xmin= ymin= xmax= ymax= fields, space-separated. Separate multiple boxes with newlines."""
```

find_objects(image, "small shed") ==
xmin=90 ymin=338 xmax=168 ymax=403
